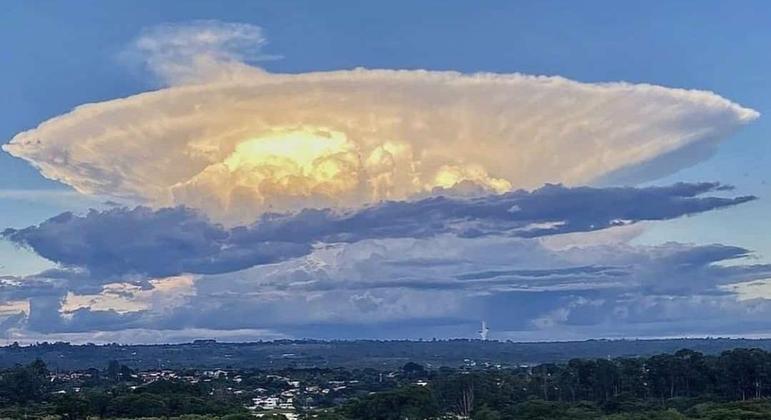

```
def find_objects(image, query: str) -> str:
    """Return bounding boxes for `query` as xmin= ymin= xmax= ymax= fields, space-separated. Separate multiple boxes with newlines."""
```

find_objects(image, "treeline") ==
xmin=337 ymin=391 xmax=771 ymax=420
xmin=333 ymin=348 xmax=771 ymax=419
xmin=0 ymin=360 xmax=249 ymax=419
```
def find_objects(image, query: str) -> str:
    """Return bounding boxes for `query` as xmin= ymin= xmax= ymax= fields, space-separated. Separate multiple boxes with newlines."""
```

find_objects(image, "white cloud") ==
xmin=3 ymin=22 xmax=758 ymax=223
xmin=721 ymin=278 xmax=771 ymax=301
xmin=60 ymin=275 xmax=195 ymax=316
xmin=128 ymin=20 xmax=274 ymax=85
xmin=0 ymin=299 xmax=29 ymax=317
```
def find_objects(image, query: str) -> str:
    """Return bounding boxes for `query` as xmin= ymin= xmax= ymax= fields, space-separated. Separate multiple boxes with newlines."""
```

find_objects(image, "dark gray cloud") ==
xmin=236 ymin=182 xmax=753 ymax=243
xmin=455 ymin=266 xmax=628 ymax=281
xmin=3 ymin=207 xmax=310 ymax=279
xmin=2 ymin=182 xmax=754 ymax=279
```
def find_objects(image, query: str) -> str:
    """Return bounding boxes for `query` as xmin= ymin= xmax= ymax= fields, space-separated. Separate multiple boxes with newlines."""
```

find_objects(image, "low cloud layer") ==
xmin=3 ymin=23 xmax=758 ymax=223
xmin=4 ymin=228 xmax=771 ymax=341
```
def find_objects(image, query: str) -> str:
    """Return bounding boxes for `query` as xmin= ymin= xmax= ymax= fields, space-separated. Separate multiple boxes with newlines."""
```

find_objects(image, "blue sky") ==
xmin=1 ymin=1 xmax=771 ymax=342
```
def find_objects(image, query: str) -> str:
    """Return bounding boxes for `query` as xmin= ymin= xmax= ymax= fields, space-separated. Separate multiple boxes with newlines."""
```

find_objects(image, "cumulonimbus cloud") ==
xmin=0 ymin=21 xmax=766 ymax=341
xmin=2 ymin=22 xmax=758 ymax=223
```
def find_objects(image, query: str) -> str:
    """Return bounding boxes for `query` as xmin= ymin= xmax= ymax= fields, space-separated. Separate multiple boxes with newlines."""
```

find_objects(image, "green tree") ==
xmin=343 ymin=385 xmax=439 ymax=420
xmin=53 ymin=394 xmax=90 ymax=420
xmin=0 ymin=359 xmax=49 ymax=403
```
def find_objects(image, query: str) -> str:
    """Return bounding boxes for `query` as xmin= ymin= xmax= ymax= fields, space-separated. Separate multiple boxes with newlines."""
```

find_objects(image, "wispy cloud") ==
xmin=126 ymin=20 xmax=279 ymax=85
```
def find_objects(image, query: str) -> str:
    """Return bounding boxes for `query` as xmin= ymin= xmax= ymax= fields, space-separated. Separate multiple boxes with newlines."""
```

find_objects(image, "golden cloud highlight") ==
xmin=2 ymin=23 xmax=759 ymax=223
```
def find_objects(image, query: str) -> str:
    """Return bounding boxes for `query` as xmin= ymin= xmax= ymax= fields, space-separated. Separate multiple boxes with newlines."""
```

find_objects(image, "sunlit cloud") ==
xmin=61 ymin=275 xmax=195 ymax=316
xmin=3 ymin=22 xmax=758 ymax=223
xmin=721 ymin=279 xmax=771 ymax=301
xmin=0 ymin=300 xmax=29 ymax=317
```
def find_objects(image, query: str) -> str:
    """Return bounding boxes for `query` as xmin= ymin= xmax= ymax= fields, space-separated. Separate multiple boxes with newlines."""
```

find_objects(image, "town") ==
xmin=6 ymin=345 xmax=771 ymax=418
xmin=10 ymin=356 xmax=438 ymax=419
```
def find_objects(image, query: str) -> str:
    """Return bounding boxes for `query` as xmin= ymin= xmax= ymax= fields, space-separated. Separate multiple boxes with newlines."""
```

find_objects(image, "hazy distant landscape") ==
xmin=5 ymin=338 xmax=771 ymax=370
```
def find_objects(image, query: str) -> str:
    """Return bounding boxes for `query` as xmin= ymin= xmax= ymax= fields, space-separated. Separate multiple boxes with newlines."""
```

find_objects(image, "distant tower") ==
xmin=479 ymin=321 xmax=490 ymax=340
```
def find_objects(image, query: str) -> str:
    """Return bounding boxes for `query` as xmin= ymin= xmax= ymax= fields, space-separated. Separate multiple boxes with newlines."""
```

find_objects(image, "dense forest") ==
xmin=4 ymin=348 xmax=771 ymax=418
xmin=337 ymin=348 xmax=771 ymax=419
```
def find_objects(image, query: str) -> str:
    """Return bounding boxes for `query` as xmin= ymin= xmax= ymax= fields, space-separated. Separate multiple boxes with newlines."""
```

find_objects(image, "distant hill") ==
xmin=2 ymin=338 xmax=771 ymax=371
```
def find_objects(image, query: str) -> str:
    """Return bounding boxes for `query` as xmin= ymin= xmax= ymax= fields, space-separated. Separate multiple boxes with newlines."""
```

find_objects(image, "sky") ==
xmin=1 ymin=1 xmax=771 ymax=343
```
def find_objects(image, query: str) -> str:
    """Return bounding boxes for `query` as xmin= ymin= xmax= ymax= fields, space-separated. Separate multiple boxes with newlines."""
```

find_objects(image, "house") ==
xmin=252 ymin=396 xmax=279 ymax=410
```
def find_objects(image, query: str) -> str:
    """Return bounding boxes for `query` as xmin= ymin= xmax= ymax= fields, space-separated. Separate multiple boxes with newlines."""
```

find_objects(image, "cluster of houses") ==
xmin=248 ymin=374 xmax=343 ymax=415
xmin=46 ymin=364 xmax=414 ymax=418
